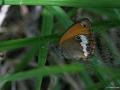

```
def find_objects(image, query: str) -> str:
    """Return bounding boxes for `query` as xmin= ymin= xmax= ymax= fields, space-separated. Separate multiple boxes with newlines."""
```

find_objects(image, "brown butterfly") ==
xmin=59 ymin=18 xmax=95 ymax=60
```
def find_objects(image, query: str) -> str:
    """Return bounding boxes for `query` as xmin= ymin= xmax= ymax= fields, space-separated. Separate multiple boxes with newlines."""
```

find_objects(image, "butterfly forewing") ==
xmin=59 ymin=18 xmax=95 ymax=60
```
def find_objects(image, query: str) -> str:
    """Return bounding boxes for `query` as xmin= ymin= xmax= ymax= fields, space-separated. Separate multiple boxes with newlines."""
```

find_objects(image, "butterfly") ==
xmin=59 ymin=18 xmax=95 ymax=60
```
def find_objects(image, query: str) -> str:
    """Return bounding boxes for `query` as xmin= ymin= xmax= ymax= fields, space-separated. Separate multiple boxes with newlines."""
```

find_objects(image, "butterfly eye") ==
xmin=75 ymin=35 xmax=81 ymax=41
xmin=83 ymin=24 xmax=87 ymax=27
xmin=81 ymin=22 xmax=87 ymax=28
xmin=80 ymin=18 xmax=91 ymax=28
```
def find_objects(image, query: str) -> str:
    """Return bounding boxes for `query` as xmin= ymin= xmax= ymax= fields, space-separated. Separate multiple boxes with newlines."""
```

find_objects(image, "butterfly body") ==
xmin=59 ymin=18 xmax=95 ymax=60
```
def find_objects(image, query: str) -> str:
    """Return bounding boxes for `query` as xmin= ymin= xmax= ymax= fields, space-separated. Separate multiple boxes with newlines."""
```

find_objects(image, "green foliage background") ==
xmin=0 ymin=0 xmax=120 ymax=90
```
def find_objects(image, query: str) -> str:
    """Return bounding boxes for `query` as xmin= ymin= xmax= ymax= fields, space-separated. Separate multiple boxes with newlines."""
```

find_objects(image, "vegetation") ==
xmin=0 ymin=0 xmax=120 ymax=90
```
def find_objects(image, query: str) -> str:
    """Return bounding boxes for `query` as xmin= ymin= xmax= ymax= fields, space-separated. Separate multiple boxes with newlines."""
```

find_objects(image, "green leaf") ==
xmin=0 ymin=34 xmax=60 ymax=52
xmin=0 ymin=0 xmax=2 ymax=4
xmin=35 ymin=7 xmax=54 ymax=90
xmin=0 ymin=64 xmax=85 ymax=84
xmin=4 ymin=0 xmax=120 ymax=8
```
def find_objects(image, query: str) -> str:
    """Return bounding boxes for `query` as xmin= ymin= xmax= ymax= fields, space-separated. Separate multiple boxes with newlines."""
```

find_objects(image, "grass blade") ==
xmin=0 ymin=34 xmax=60 ymax=52
xmin=35 ymin=7 xmax=54 ymax=90
xmin=0 ymin=64 xmax=85 ymax=84
xmin=4 ymin=0 xmax=120 ymax=8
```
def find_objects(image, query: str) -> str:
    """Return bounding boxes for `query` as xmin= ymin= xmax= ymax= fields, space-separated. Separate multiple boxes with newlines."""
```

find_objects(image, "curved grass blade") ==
xmin=35 ymin=7 xmax=54 ymax=90
xmin=0 ymin=34 xmax=60 ymax=52
xmin=5 ymin=0 xmax=120 ymax=8
xmin=0 ymin=64 xmax=85 ymax=84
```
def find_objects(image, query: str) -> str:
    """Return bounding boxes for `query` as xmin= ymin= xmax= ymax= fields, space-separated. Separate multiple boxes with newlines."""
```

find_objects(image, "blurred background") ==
xmin=0 ymin=5 xmax=120 ymax=90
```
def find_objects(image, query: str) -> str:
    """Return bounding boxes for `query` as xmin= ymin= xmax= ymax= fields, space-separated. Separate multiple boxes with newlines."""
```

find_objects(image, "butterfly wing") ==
xmin=60 ymin=23 xmax=90 ymax=45
xmin=60 ymin=37 xmax=85 ymax=60
xmin=59 ymin=18 xmax=95 ymax=60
